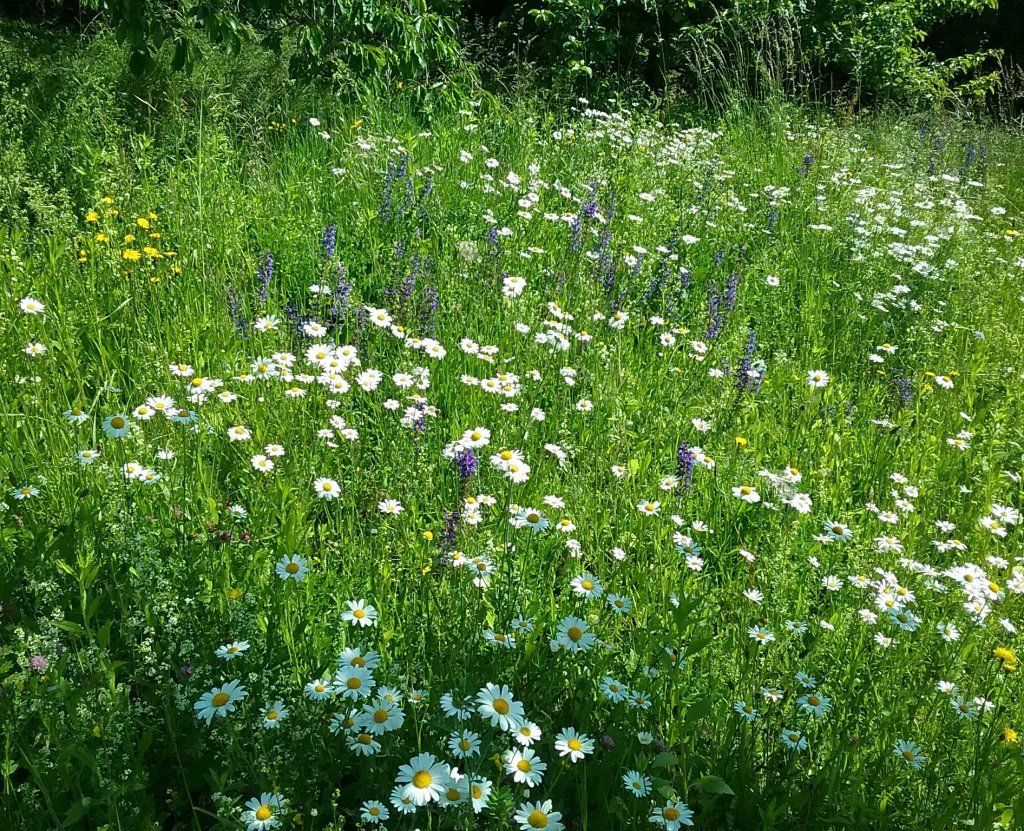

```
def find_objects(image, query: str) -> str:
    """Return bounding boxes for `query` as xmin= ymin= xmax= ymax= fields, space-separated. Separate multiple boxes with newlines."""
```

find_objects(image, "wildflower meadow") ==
xmin=2 ymin=26 xmax=1024 ymax=830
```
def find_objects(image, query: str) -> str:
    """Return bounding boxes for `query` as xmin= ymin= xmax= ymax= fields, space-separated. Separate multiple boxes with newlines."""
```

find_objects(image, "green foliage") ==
xmin=811 ymin=0 xmax=1003 ymax=102
xmin=71 ymin=0 xmax=469 ymax=84
xmin=7 ymin=0 xmax=1014 ymax=104
xmin=487 ymin=0 xmax=1005 ymax=105
xmin=1 ymin=32 xmax=1023 ymax=827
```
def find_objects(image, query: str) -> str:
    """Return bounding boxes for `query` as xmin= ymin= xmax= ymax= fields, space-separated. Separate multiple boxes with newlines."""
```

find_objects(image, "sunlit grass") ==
xmin=1 ymin=94 xmax=1023 ymax=830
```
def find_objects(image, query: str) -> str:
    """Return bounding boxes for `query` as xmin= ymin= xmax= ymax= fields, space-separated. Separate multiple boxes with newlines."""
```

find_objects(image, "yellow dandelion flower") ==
xmin=994 ymin=646 xmax=1017 ymax=665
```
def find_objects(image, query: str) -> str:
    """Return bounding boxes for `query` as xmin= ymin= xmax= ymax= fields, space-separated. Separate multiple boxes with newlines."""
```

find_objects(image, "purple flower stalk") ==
xmin=256 ymin=252 xmax=274 ymax=307
xmin=676 ymin=442 xmax=694 ymax=491
xmin=454 ymin=449 xmax=478 ymax=479
xmin=321 ymin=224 xmax=337 ymax=259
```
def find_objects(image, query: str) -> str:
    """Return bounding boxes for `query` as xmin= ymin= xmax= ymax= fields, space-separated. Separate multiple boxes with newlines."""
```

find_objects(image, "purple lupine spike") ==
xmin=724 ymin=268 xmax=741 ymax=311
xmin=964 ymin=142 xmax=976 ymax=173
xmin=421 ymin=286 xmax=439 ymax=333
xmin=321 ymin=224 xmax=337 ymax=259
xmin=642 ymin=274 xmax=661 ymax=306
xmin=678 ymin=266 xmax=691 ymax=292
xmin=255 ymin=252 xmax=274 ymax=308
xmin=440 ymin=510 xmax=460 ymax=550
xmin=401 ymin=270 xmax=417 ymax=302
xmin=417 ymin=174 xmax=433 ymax=221
xmin=569 ymin=214 xmax=583 ymax=252
xmin=676 ymin=441 xmax=694 ymax=491
xmin=735 ymin=328 xmax=760 ymax=393
xmin=227 ymin=286 xmax=250 ymax=339
xmin=892 ymin=369 xmax=914 ymax=406
xmin=329 ymin=263 xmax=352 ymax=326
xmin=379 ymin=155 xmax=402 ymax=221
xmin=704 ymin=287 xmax=724 ymax=340
xmin=454 ymin=448 xmax=478 ymax=479
xmin=283 ymin=303 xmax=305 ymax=337
xmin=583 ymin=182 xmax=599 ymax=219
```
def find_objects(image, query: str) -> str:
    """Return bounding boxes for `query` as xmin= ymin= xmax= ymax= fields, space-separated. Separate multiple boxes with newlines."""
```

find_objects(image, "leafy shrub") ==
xmin=68 ymin=0 xmax=470 ymax=84
xmin=476 ymin=0 xmax=1005 ymax=105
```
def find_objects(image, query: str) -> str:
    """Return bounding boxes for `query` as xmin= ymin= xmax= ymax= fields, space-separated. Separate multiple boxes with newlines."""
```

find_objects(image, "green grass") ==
xmin=1 ymin=32 xmax=1024 ymax=831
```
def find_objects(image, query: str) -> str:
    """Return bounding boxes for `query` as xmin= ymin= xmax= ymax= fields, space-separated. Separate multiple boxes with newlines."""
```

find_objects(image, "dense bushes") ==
xmin=2 ymin=0 xmax=1021 ymax=107
xmin=472 ymin=0 xmax=1011 ymax=105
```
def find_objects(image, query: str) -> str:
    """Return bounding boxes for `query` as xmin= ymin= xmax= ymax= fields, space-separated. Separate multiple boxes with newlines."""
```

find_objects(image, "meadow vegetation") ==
xmin=1 ymin=18 xmax=1024 ymax=831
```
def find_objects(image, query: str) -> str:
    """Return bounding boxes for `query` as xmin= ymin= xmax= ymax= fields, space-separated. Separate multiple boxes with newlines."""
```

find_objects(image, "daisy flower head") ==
xmin=304 ymin=678 xmax=333 ymax=701
xmin=622 ymin=770 xmax=651 ymax=797
xmin=515 ymin=799 xmax=563 ymax=830
xmin=360 ymin=800 xmax=389 ymax=825
xmin=215 ymin=640 xmax=250 ymax=661
xmin=397 ymin=751 xmax=449 ymax=805
xmin=19 ymin=296 xmax=45 ymax=314
xmin=894 ymin=738 xmax=926 ymax=769
xmin=554 ymin=727 xmax=594 ymax=762
xmin=333 ymin=664 xmax=375 ymax=700
xmin=194 ymin=679 xmax=247 ymax=723
xmin=570 ymin=572 xmax=603 ymax=598
xmin=807 ymin=369 xmax=829 ymax=388
xmin=313 ymin=477 xmax=341 ymax=499
xmin=275 ymin=554 xmax=308 ymax=582
xmin=505 ymin=747 xmax=547 ymax=787
xmin=781 ymin=728 xmax=808 ymax=751
xmin=448 ymin=728 xmax=481 ymax=758
xmin=262 ymin=701 xmax=288 ymax=729
xmin=476 ymin=682 xmax=525 ymax=731
xmin=64 ymin=407 xmax=90 ymax=424
xmin=650 ymin=800 xmax=694 ymax=829
xmin=512 ymin=720 xmax=543 ymax=746
xmin=732 ymin=485 xmax=761 ymax=504
xmin=342 ymin=599 xmax=378 ymax=627
xmin=553 ymin=616 xmax=597 ymax=653
xmin=242 ymin=792 xmax=285 ymax=831
xmin=102 ymin=414 xmax=131 ymax=438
